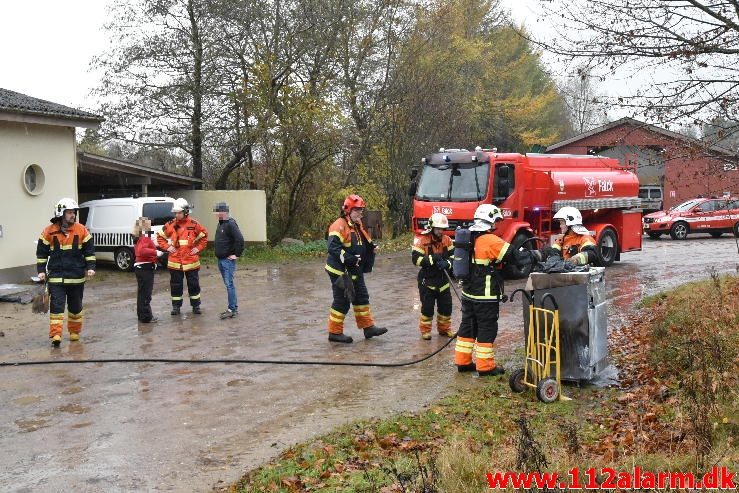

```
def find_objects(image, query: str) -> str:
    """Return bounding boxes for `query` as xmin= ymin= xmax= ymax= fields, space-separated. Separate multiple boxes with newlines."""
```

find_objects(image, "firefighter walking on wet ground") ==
xmin=325 ymin=194 xmax=388 ymax=343
xmin=454 ymin=204 xmax=542 ymax=376
xmin=412 ymin=213 xmax=455 ymax=340
xmin=36 ymin=198 xmax=96 ymax=347
xmin=157 ymin=198 xmax=208 ymax=315
xmin=551 ymin=206 xmax=598 ymax=265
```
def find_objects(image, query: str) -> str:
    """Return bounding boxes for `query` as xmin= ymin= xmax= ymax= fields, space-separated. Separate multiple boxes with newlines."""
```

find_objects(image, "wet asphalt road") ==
xmin=0 ymin=234 xmax=737 ymax=492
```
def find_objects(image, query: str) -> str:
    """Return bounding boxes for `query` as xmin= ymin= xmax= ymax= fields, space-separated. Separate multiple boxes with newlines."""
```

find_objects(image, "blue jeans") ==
xmin=218 ymin=258 xmax=238 ymax=311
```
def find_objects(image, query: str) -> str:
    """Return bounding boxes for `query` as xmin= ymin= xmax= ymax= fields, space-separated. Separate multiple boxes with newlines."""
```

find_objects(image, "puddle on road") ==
xmin=15 ymin=417 xmax=50 ymax=432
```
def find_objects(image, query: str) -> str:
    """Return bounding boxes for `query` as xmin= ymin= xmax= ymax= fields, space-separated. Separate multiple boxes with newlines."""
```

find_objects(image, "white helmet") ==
xmin=52 ymin=197 xmax=79 ymax=218
xmin=469 ymin=204 xmax=503 ymax=231
xmin=171 ymin=197 xmax=190 ymax=214
xmin=553 ymin=206 xmax=582 ymax=226
xmin=424 ymin=212 xmax=449 ymax=232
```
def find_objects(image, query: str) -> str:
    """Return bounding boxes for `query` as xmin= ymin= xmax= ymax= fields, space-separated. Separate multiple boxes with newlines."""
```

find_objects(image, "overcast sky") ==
xmin=0 ymin=0 xmax=558 ymax=113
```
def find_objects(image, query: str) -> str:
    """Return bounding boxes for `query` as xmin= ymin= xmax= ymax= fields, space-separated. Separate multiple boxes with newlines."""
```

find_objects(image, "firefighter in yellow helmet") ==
xmin=412 ymin=212 xmax=455 ymax=340
xmin=36 ymin=197 xmax=96 ymax=346
xmin=551 ymin=206 xmax=598 ymax=265
xmin=454 ymin=204 xmax=541 ymax=376
xmin=157 ymin=198 xmax=208 ymax=315
xmin=325 ymin=194 xmax=387 ymax=343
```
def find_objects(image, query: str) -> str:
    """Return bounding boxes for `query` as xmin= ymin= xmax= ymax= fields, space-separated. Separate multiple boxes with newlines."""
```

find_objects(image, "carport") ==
xmin=77 ymin=151 xmax=202 ymax=200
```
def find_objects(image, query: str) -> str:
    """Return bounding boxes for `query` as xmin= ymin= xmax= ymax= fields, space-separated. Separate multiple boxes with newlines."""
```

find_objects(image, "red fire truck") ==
xmin=411 ymin=148 xmax=643 ymax=278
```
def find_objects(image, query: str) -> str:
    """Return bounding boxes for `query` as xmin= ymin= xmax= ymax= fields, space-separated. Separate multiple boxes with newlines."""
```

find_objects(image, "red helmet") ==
xmin=342 ymin=194 xmax=366 ymax=212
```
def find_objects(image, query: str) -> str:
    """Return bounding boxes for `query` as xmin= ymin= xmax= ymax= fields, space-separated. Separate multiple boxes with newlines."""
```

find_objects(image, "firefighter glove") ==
xmin=436 ymin=259 xmax=451 ymax=271
xmin=344 ymin=254 xmax=361 ymax=267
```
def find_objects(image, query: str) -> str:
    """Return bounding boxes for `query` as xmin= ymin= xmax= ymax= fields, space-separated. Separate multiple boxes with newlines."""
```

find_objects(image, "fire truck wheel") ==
xmin=669 ymin=221 xmax=689 ymax=240
xmin=503 ymin=232 xmax=533 ymax=279
xmin=597 ymin=228 xmax=618 ymax=267
xmin=536 ymin=378 xmax=559 ymax=403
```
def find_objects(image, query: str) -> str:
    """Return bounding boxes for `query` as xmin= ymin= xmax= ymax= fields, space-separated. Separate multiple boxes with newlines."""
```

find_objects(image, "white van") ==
xmin=78 ymin=197 xmax=176 ymax=271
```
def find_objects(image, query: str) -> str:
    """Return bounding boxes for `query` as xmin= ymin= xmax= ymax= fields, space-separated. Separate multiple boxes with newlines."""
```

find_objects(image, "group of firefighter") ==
xmin=36 ymin=193 xmax=598 ymax=376
xmin=326 ymin=194 xmax=598 ymax=377
xmin=35 ymin=197 xmax=241 ymax=347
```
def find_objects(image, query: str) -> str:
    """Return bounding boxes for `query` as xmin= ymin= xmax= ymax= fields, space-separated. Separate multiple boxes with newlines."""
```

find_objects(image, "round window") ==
xmin=22 ymin=164 xmax=45 ymax=195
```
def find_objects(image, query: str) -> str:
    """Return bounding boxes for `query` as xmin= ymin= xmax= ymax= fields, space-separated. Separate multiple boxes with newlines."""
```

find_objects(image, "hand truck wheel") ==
xmin=509 ymin=368 xmax=527 ymax=393
xmin=536 ymin=378 xmax=559 ymax=403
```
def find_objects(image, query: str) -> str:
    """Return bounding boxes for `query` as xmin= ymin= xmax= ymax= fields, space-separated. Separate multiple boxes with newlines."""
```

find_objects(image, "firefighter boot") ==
xmin=363 ymin=325 xmax=388 ymax=339
xmin=171 ymin=305 xmax=181 ymax=316
xmin=457 ymin=364 xmax=476 ymax=373
xmin=477 ymin=366 xmax=506 ymax=377
xmin=69 ymin=333 xmax=80 ymax=342
xmin=51 ymin=335 xmax=61 ymax=347
xmin=192 ymin=306 xmax=202 ymax=315
xmin=421 ymin=333 xmax=432 ymax=340
xmin=328 ymin=333 xmax=353 ymax=343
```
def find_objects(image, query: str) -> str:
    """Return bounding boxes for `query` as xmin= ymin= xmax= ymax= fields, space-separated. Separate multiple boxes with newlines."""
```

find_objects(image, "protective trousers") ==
xmin=135 ymin=264 xmax=155 ymax=322
xmin=327 ymin=271 xmax=374 ymax=335
xmin=48 ymin=283 xmax=85 ymax=338
xmin=454 ymin=298 xmax=500 ymax=372
xmin=169 ymin=269 xmax=201 ymax=308
xmin=418 ymin=284 xmax=452 ymax=335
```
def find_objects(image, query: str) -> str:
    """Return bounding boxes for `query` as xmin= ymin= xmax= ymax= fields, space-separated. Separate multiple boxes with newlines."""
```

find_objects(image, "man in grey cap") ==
xmin=213 ymin=202 xmax=245 ymax=319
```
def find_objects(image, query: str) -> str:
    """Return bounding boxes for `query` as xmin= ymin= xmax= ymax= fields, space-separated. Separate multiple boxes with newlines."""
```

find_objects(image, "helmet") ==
xmin=553 ymin=206 xmax=582 ymax=226
xmin=469 ymin=204 xmax=503 ymax=231
xmin=423 ymin=212 xmax=449 ymax=233
xmin=52 ymin=197 xmax=79 ymax=218
xmin=171 ymin=197 xmax=190 ymax=214
xmin=342 ymin=194 xmax=366 ymax=213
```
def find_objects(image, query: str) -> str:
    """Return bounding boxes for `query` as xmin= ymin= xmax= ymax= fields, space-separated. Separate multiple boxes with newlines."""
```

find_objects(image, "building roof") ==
xmin=77 ymin=151 xmax=202 ymax=190
xmin=546 ymin=117 xmax=737 ymax=159
xmin=0 ymin=88 xmax=101 ymax=127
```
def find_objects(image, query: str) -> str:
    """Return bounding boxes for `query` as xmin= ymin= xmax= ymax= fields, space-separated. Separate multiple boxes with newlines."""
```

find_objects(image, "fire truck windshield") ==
xmin=415 ymin=163 xmax=489 ymax=202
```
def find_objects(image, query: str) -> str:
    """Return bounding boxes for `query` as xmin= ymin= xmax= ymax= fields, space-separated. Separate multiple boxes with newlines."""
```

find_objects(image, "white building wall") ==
xmin=0 ymin=121 xmax=77 ymax=280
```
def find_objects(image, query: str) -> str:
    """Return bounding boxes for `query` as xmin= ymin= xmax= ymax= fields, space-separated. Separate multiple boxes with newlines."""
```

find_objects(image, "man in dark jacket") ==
xmin=213 ymin=202 xmax=245 ymax=319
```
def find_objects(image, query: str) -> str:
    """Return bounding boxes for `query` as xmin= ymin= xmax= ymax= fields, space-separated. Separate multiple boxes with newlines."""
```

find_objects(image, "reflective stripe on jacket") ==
xmin=461 ymin=232 xmax=509 ymax=301
xmin=325 ymin=216 xmax=374 ymax=276
xmin=36 ymin=222 xmax=96 ymax=283
xmin=157 ymin=216 xmax=208 ymax=271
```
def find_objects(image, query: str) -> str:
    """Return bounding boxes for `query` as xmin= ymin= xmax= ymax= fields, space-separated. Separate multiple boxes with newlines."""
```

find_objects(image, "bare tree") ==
xmin=530 ymin=0 xmax=739 ymax=129
xmin=561 ymin=64 xmax=607 ymax=135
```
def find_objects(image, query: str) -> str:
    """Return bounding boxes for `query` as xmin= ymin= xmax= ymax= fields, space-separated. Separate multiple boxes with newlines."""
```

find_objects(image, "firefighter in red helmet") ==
xmin=325 ymin=194 xmax=387 ymax=343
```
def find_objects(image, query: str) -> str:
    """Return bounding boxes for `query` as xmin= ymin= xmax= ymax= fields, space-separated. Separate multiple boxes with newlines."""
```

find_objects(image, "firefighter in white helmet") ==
xmin=454 ymin=203 xmax=542 ymax=376
xmin=157 ymin=198 xmax=208 ymax=315
xmin=412 ymin=212 xmax=455 ymax=340
xmin=551 ymin=206 xmax=598 ymax=265
xmin=36 ymin=197 xmax=96 ymax=346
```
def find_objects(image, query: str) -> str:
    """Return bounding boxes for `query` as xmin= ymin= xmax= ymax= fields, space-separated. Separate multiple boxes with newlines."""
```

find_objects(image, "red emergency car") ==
xmin=643 ymin=197 xmax=739 ymax=239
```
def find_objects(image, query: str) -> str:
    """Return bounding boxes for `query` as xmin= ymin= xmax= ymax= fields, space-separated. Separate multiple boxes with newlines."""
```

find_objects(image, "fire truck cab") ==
xmin=411 ymin=148 xmax=643 ymax=278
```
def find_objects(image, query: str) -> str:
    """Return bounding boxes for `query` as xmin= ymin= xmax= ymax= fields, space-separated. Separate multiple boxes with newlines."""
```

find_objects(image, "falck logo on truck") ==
xmin=583 ymin=177 xmax=614 ymax=197
xmin=432 ymin=206 xmax=453 ymax=215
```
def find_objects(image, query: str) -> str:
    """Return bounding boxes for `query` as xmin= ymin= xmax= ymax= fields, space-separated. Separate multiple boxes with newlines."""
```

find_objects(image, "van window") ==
xmin=78 ymin=207 xmax=90 ymax=226
xmin=650 ymin=189 xmax=662 ymax=199
xmin=638 ymin=189 xmax=649 ymax=199
xmin=91 ymin=205 xmax=135 ymax=228
xmin=143 ymin=202 xmax=175 ymax=226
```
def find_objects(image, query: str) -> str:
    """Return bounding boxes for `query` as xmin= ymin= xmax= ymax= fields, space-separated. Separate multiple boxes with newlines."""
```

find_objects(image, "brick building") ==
xmin=546 ymin=117 xmax=739 ymax=209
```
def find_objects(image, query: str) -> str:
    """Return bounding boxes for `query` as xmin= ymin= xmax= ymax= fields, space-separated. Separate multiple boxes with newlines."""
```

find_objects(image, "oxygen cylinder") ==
xmin=452 ymin=227 xmax=472 ymax=280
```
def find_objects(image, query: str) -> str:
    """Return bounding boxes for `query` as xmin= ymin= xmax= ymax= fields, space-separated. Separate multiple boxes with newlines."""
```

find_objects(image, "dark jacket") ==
xmin=36 ymin=222 xmax=96 ymax=284
xmin=325 ymin=216 xmax=376 ymax=276
xmin=214 ymin=218 xmax=245 ymax=259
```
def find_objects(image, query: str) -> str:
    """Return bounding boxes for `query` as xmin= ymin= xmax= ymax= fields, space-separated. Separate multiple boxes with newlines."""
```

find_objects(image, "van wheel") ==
xmin=115 ymin=247 xmax=134 ymax=271
xmin=503 ymin=232 xmax=533 ymax=279
xmin=669 ymin=221 xmax=689 ymax=240
xmin=597 ymin=228 xmax=618 ymax=266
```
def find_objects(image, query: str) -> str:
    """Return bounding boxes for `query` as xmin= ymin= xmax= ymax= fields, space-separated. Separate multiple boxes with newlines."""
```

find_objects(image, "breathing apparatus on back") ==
xmin=452 ymin=204 xmax=504 ymax=281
